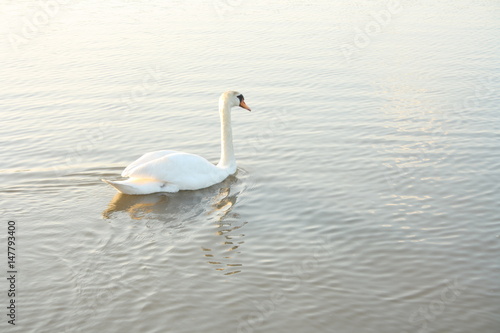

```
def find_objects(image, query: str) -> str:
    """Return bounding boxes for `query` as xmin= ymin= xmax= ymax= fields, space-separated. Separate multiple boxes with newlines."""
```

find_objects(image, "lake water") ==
xmin=1 ymin=0 xmax=499 ymax=332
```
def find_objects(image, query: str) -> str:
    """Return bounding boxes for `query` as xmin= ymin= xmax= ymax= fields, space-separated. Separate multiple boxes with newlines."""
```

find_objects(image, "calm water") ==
xmin=1 ymin=1 xmax=499 ymax=332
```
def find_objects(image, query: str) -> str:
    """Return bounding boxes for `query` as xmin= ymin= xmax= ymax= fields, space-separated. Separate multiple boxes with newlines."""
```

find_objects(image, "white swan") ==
xmin=102 ymin=91 xmax=251 ymax=195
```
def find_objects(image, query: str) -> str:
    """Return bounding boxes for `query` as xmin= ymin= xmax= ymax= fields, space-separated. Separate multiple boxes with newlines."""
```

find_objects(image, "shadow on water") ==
xmin=101 ymin=168 xmax=252 ymax=275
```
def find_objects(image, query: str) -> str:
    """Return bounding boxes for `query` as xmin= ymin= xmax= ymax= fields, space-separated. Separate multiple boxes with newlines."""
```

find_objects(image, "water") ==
xmin=1 ymin=1 xmax=499 ymax=332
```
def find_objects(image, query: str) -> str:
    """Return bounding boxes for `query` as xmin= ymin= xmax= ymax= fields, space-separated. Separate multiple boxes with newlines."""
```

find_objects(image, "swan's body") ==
xmin=102 ymin=91 xmax=251 ymax=195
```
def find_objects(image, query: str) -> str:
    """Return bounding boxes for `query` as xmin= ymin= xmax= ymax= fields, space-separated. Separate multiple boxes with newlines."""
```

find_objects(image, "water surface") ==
xmin=1 ymin=1 xmax=499 ymax=332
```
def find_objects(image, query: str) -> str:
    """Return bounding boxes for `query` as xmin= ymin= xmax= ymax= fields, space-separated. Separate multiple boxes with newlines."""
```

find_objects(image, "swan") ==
xmin=102 ymin=91 xmax=251 ymax=195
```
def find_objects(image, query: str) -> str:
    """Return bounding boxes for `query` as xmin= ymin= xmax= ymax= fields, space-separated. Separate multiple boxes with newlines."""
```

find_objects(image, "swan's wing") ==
xmin=125 ymin=152 xmax=224 ymax=189
xmin=121 ymin=150 xmax=178 ymax=177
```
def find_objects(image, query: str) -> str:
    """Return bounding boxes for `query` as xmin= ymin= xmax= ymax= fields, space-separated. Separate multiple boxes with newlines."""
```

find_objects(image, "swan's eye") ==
xmin=237 ymin=94 xmax=244 ymax=102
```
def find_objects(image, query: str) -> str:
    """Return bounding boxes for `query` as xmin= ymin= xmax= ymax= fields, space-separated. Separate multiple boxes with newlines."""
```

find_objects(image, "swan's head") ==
xmin=221 ymin=91 xmax=251 ymax=112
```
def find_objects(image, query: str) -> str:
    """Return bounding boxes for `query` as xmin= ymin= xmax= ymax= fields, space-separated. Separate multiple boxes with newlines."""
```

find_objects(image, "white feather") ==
xmin=102 ymin=91 xmax=251 ymax=195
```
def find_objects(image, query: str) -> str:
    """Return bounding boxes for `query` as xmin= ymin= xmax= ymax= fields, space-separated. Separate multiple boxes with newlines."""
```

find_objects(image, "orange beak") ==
xmin=239 ymin=100 xmax=251 ymax=111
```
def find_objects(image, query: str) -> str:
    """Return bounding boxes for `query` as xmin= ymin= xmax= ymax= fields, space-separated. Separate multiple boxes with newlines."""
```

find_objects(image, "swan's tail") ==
xmin=101 ymin=178 xmax=179 ymax=195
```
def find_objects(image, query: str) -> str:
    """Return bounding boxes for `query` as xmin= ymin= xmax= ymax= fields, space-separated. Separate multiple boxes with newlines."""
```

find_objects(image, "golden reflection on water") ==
xmin=376 ymin=70 xmax=451 ymax=194
xmin=375 ymin=71 xmax=453 ymax=243
xmin=102 ymin=172 xmax=249 ymax=275
xmin=102 ymin=193 xmax=168 ymax=219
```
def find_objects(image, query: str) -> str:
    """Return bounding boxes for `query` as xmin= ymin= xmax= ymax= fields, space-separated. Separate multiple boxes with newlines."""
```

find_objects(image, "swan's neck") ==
xmin=217 ymin=98 xmax=236 ymax=173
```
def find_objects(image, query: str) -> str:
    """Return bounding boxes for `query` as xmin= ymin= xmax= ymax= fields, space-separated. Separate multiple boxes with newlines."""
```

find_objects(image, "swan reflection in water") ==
xmin=102 ymin=170 xmax=251 ymax=275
